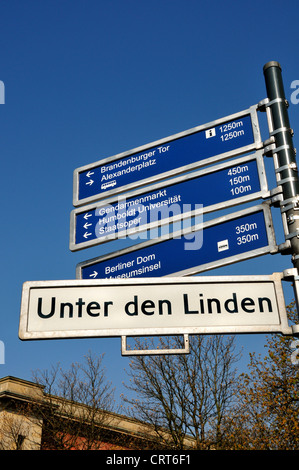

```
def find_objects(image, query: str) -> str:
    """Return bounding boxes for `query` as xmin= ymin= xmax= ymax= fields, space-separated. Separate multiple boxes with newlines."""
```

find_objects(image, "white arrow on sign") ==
xmin=89 ymin=271 xmax=98 ymax=278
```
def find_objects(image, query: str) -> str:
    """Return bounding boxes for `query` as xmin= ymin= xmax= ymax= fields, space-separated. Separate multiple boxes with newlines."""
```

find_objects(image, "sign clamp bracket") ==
xmin=121 ymin=334 xmax=190 ymax=356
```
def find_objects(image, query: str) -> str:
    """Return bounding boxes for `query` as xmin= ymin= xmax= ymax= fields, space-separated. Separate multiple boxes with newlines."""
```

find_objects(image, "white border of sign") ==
xmin=73 ymin=105 xmax=262 ymax=207
xmin=19 ymin=274 xmax=295 ymax=341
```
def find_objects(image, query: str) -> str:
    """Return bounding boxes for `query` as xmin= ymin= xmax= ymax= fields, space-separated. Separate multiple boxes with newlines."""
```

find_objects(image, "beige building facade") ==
xmin=0 ymin=376 xmax=154 ymax=450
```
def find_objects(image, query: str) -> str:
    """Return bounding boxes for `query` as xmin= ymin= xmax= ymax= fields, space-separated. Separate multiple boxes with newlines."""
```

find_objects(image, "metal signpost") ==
xmin=263 ymin=62 xmax=299 ymax=273
xmin=19 ymin=61 xmax=299 ymax=355
xmin=76 ymin=203 xmax=277 ymax=280
xmin=70 ymin=152 xmax=269 ymax=251
xmin=19 ymin=274 xmax=297 ymax=355
xmin=73 ymin=106 xmax=262 ymax=206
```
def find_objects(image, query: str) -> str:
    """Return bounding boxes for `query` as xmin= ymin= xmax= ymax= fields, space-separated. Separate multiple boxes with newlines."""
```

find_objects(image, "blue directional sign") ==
xmin=70 ymin=152 xmax=268 ymax=251
xmin=76 ymin=204 xmax=277 ymax=279
xmin=73 ymin=106 xmax=262 ymax=206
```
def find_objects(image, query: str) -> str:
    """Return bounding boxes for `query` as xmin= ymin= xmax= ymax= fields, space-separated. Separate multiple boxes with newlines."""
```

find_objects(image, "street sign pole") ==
xmin=18 ymin=62 xmax=299 ymax=358
xmin=263 ymin=62 xmax=299 ymax=275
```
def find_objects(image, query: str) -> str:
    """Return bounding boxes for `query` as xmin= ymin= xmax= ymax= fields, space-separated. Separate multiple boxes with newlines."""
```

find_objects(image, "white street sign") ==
xmin=19 ymin=274 xmax=295 ymax=341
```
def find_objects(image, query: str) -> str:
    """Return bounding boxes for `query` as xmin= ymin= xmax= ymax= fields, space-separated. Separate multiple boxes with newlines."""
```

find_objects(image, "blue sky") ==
xmin=1 ymin=0 xmax=299 ymax=401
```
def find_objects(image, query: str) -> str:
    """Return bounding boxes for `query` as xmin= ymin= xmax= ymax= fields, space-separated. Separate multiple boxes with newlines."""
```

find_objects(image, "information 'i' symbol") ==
xmin=205 ymin=128 xmax=216 ymax=139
